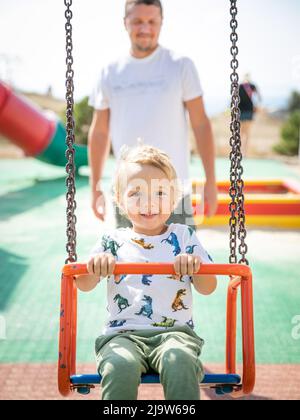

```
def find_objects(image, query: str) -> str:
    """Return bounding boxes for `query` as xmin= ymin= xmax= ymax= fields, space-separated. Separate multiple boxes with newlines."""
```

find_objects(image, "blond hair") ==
xmin=113 ymin=142 xmax=182 ymax=218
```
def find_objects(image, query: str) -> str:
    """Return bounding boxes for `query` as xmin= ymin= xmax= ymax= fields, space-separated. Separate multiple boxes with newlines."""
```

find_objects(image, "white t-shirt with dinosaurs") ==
xmin=89 ymin=223 xmax=213 ymax=335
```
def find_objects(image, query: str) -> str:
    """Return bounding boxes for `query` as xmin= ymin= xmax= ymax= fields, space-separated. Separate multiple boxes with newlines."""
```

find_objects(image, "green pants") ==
xmin=95 ymin=325 xmax=205 ymax=400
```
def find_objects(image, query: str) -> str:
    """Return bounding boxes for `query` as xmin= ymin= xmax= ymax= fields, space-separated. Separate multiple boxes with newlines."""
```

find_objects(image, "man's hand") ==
xmin=92 ymin=190 xmax=106 ymax=221
xmin=185 ymin=97 xmax=218 ymax=218
xmin=88 ymin=109 xmax=110 ymax=221
xmin=204 ymin=180 xmax=218 ymax=218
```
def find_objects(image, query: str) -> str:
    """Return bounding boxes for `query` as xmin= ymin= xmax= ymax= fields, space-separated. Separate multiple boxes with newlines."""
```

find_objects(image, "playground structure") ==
xmin=192 ymin=179 xmax=300 ymax=228
xmin=1 ymin=81 xmax=299 ymax=229
xmin=59 ymin=262 xmax=255 ymax=397
xmin=0 ymin=81 xmax=87 ymax=168
xmin=1 ymin=0 xmax=300 ymax=403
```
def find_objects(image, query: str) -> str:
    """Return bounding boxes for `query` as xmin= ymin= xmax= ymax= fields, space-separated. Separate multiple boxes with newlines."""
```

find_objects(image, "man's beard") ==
xmin=134 ymin=40 xmax=154 ymax=52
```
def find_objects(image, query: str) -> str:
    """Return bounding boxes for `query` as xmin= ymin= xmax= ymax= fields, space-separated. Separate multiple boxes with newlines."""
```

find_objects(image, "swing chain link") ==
xmin=64 ymin=0 xmax=77 ymax=264
xmin=229 ymin=0 xmax=249 ymax=265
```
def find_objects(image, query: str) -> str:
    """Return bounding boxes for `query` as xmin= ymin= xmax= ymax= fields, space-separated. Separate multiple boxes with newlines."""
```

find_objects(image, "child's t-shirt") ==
xmin=89 ymin=223 xmax=213 ymax=335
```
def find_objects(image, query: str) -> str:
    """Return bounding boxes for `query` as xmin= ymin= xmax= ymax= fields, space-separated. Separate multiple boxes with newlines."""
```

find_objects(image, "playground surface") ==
xmin=0 ymin=156 xmax=300 ymax=400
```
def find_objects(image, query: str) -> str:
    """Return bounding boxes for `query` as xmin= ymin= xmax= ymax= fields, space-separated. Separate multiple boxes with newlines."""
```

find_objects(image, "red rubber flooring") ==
xmin=1 ymin=363 xmax=299 ymax=400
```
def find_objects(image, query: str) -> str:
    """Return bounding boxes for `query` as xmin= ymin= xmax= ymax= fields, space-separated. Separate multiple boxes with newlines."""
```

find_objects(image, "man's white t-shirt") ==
xmin=89 ymin=223 xmax=213 ymax=335
xmin=89 ymin=46 xmax=203 ymax=190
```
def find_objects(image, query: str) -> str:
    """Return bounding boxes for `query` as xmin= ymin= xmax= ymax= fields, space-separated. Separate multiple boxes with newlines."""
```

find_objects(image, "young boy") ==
xmin=75 ymin=144 xmax=217 ymax=400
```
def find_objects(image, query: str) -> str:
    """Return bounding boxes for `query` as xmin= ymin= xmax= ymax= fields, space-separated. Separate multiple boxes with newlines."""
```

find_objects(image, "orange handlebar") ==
xmin=62 ymin=262 xmax=252 ymax=278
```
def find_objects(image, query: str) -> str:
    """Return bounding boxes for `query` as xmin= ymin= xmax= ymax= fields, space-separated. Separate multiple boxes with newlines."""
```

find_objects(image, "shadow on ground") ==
xmin=0 ymin=175 xmax=88 ymax=221
xmin=0 ymin=249 xmax=28 ymax=310
xmin=202 ymin=367 xmax=273 ymax=400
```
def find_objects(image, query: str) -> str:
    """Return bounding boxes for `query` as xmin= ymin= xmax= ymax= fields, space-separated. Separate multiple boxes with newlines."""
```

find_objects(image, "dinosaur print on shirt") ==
xmin=161 ymin=232 xmax=181 ymax=256
xmin=102 ymin=235 xmax=123 ymax=257
xmin=135 ymin=295 xmax=153 ymax=319
xmin=89 ymin=223 xmax=213 ymax=334
xmin=114 ymin=294 xmax=131 ymax=313
xmin=172 ymin=289 xmax=189 ymax=312
xmin=152 ymin=317 xmax=177 ymax=328
xmin=131 ymin=238 xmax=154 ymax=250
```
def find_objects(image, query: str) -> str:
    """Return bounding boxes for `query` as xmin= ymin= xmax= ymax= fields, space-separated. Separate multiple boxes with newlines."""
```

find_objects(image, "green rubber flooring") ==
xmin=0 ymin=156 xmax=300 ymax=364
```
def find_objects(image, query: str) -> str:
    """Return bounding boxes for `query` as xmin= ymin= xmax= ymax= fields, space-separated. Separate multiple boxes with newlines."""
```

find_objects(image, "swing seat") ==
xmin=58 ymin=262 xmax=255 ymax=398
xmin=70 ymin=372 xmax=242 ymax=396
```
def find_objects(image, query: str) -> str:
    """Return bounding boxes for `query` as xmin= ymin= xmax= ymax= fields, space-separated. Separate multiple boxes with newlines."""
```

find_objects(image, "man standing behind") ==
xmin=88 ymin=0 xmax=218 ymax=229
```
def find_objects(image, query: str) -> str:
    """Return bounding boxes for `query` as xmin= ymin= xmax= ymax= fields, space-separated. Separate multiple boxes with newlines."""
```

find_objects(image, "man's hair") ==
xmin=125 ymin=0 xmax=163 ymax=18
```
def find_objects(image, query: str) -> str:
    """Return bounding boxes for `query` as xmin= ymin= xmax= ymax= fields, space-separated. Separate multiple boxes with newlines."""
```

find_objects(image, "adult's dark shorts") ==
xmin=240 ymin=110 xmax=254 ymax=121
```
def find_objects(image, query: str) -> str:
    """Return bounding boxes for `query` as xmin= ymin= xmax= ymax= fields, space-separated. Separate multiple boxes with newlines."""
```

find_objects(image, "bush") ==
xmin=288 ymin=91 xmax=300 ymax=113
xmin=274 ymin=111 xmax=300 ymax=156
xmin=60 ymin=96 xmax=93 ymax=145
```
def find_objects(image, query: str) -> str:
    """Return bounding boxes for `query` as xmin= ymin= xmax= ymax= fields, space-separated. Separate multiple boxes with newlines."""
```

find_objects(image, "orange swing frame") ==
xmin=58 ymin=262 xmax=255 ymax=398
xmin=59 ymin=0 xmax=255 ymax=401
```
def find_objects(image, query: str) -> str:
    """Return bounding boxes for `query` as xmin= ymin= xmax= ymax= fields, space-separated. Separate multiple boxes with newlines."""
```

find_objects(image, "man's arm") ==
xmin=253 ymin=85 xmax=262 ymax=106
xmin=88 ymin=109 xmax=111 ymax=219
xmin=185 ymin=96 xmax=216 ymax=184
xmin=88 ymin=109 xmax=111 ymax=191
xmin=185 ymin=97 xmax=218 ymax=217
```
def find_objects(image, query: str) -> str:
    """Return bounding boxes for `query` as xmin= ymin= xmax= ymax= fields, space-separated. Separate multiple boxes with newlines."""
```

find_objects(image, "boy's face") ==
xmin=120 ymin=163 xmax=176 ymax=234
xmin=124 ymin=5 xmax=162 ymax=54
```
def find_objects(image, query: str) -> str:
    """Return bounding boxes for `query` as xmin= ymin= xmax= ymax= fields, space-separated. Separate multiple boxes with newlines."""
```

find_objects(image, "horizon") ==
xmin=15 ymin=86 xmax=292 ymax=118
xmin=0 ymin=0 xmax=300 ymax=116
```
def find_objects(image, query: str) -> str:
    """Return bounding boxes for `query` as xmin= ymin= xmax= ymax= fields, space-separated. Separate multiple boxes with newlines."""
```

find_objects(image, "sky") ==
xmin=0 ymin=0 xmax=300 ymax=115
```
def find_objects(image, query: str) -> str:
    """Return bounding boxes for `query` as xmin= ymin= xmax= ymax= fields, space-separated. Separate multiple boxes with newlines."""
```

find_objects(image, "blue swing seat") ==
xmin=70 ymin=372 xmax=241 ymax=396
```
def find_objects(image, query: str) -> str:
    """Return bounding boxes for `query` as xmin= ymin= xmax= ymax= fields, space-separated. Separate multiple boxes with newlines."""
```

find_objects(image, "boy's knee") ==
xmin=100 ymin=355 xmax=142 ymax=380
xmin=99 ymin=356 xmax=141 ymax=400
xmin=160 ymin=348 xmax=198 ymax=375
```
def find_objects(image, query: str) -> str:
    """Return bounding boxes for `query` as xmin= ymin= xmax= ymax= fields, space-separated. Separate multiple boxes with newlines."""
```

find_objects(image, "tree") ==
xmin=274 ymin=111 xmax=300 ymax=156
xmin=74 ymin=96 xmax=93 ymax=145
xmin=60 ymin=96 xmax=93 ymax=145
xmin=287 ymin=91 xmax=300 ymax=113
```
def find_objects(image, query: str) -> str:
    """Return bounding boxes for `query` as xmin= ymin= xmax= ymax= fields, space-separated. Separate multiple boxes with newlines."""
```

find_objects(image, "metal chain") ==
xmin=64 ymin=0 xmax=77 ymax=264
xmin=229 ymin=0 xmax=249 ymax=265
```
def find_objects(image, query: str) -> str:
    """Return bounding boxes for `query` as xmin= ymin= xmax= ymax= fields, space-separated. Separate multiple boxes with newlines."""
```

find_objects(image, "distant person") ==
xmin=239 ymin=74 xmax=262 ymax=157
xmin=88 ymin=0 xmax=218 ymax=230
xmin=46 ymin=86 xmax=53 ymax=98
